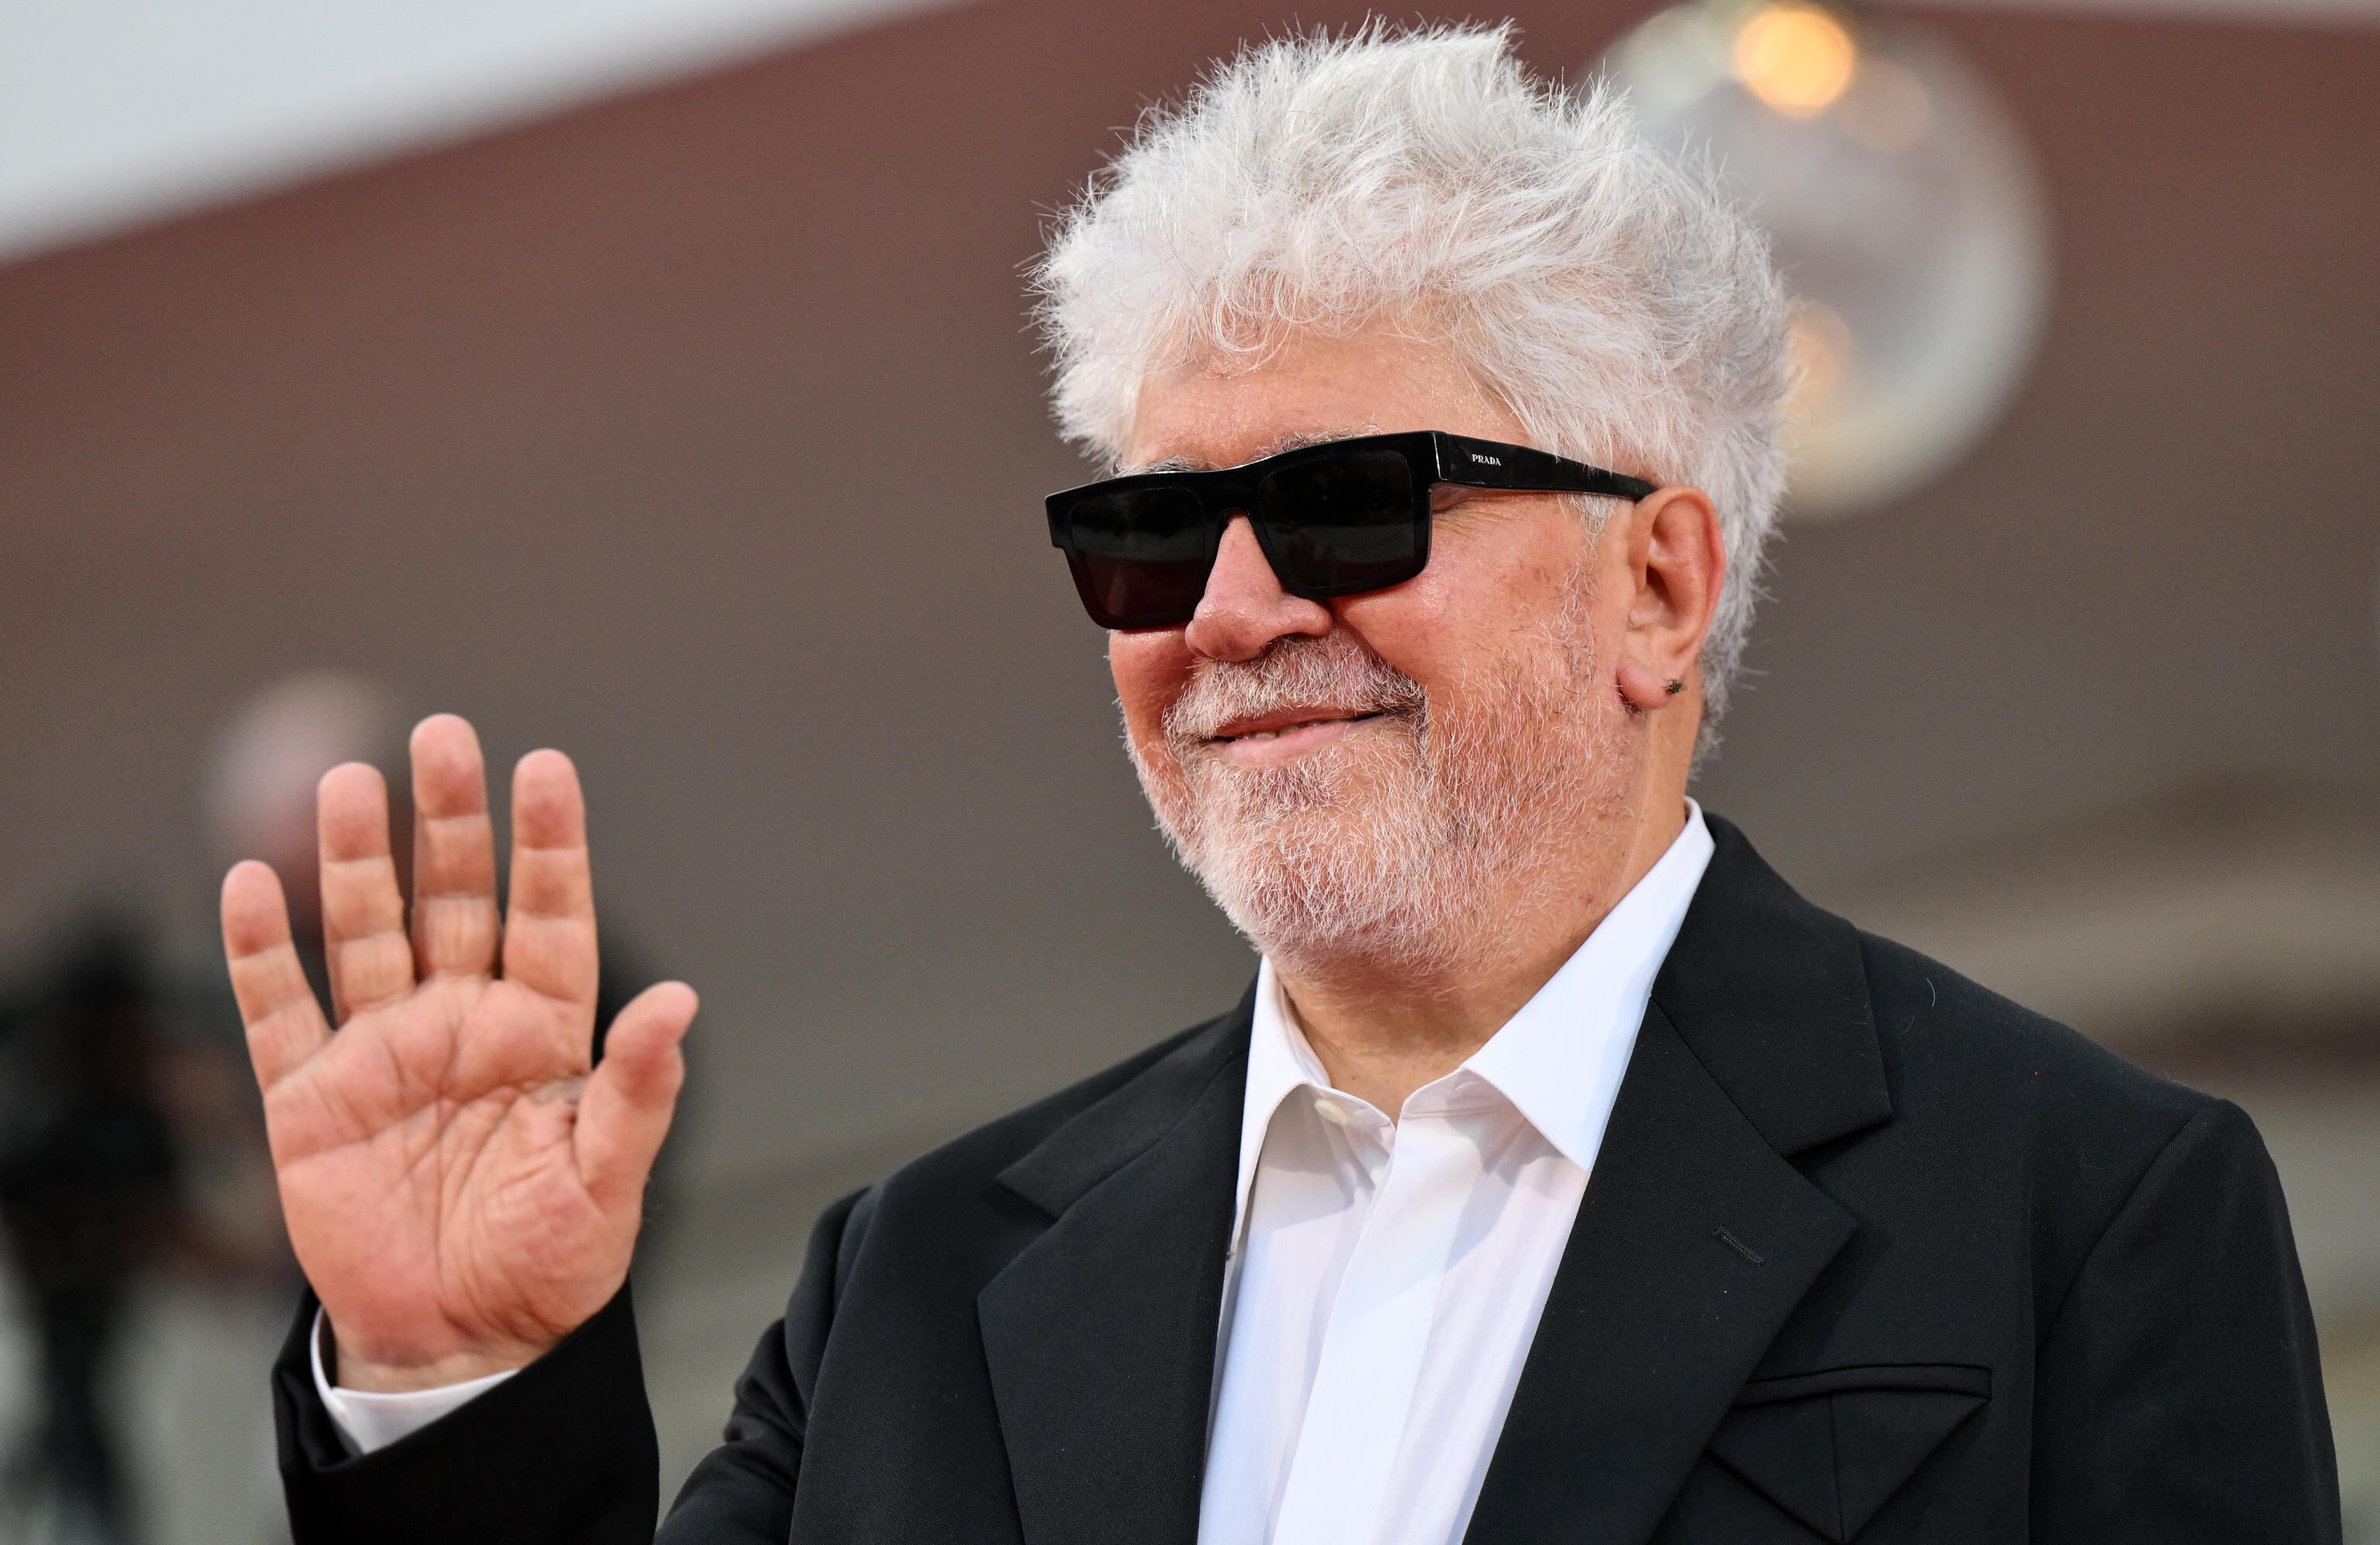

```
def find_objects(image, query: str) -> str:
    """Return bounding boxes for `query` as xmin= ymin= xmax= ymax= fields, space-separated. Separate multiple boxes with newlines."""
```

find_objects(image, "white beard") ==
xmin=1126 ymin=575 xmax=1631 ymax=978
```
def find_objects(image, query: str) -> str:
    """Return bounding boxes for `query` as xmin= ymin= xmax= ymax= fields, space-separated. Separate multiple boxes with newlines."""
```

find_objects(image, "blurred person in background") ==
xmin=0 ymin=674 xmax=395 ymax=1544
xmin=222 ymin=23 xmax=2338 ymax=1545
xmin=0 ymin=919 xmax=183 ymax=1545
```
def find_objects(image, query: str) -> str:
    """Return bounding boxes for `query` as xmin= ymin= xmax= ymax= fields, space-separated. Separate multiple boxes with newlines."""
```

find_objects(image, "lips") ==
xmin=1209 ymin=704 xmax=1390 ymax=747
xmin=1206 ymin=707 xmax=1386 ymax=743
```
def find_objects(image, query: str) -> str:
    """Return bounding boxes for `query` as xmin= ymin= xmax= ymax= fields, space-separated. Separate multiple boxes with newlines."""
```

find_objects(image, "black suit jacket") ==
xmin=270 ymin=817 xmax=2341 ymax=1543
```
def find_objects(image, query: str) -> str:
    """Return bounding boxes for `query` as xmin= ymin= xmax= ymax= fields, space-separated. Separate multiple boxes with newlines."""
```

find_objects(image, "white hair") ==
xmin=1033 ymin=21 xmax=1793 ymax=735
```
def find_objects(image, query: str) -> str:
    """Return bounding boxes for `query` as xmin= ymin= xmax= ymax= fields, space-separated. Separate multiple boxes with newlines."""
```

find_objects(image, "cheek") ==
xmin=1109 ymin=632 xmax=1189 ymax=744
xmin=1335 ymin=513 xmax=1604 ymax=688
xmin=1329 ymin=588 xmax=1450 ymax=688
xmin=1334 ymin=539 xmax=1530 ymax=686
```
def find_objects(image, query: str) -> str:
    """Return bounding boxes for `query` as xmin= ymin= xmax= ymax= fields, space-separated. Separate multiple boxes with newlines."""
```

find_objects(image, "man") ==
xmin=0 ymin=918 xmax=182 ymax=1545
xmin=223 ymin=24 xmax=2339 ymax=1544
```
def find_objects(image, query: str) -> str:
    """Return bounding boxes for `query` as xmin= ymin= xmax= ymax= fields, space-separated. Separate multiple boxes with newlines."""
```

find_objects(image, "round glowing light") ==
xmin=1786 ymin=298 xmax=1856 ymax=419
xmin=1609 ymin=1 xmax=2052 ymax=521
xmin=1732 ymin=3 xmax=1859 ymax=117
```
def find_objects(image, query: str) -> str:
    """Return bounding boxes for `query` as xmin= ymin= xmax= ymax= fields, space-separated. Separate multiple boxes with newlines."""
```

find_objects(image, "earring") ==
xmin=1664 ymin=679 xmax=1684 ymax=696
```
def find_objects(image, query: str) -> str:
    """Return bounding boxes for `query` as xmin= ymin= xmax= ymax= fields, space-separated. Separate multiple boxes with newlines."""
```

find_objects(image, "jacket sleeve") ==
xmin=2029 ymin=1098 xmax=2341 ymax=1543
xmin=273 ymin=1282 xmax=660 ymax=1544
xmin=272 ymin=1186 xmax=873 ymax=1545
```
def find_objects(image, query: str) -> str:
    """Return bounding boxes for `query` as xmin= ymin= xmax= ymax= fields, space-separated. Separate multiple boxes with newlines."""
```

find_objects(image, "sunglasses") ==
xmin=1045 ymin=431 xmax=1657 ymax=630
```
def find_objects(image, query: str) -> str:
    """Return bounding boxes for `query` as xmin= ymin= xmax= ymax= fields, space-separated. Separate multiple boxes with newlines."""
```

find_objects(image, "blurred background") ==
xmin=0 ymin=0 xmax=2374 ymax=1537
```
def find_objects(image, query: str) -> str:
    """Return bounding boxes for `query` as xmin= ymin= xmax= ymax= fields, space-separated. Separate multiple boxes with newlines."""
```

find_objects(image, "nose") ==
xmin=1183 ymin=516 xmax=1333 ymax=662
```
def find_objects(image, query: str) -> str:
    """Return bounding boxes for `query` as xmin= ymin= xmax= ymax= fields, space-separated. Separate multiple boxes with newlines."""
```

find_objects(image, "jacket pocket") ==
xmin=1706 ymin=1363 xmax=1991 ymax=1542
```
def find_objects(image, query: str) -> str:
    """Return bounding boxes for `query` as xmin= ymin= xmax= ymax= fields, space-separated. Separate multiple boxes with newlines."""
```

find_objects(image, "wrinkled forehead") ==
xmin=1119 ymin=327 xmax=1517 ymax=475
xmin=1123 ymin=425 xmax=1384 ymax=477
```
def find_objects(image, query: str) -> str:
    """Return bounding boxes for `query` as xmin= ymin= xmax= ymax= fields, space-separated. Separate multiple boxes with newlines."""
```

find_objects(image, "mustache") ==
xmin=1162 ymin=633 xmax=1426 ymax=746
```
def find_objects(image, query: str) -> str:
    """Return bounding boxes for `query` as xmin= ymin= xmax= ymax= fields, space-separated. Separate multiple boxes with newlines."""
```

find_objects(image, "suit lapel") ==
xmin=1462 ymin=1004 xmax=1856 ymax=1543
xmin=978 ymin=1000 xmax=1250 ymax=1545
xmin=974 ymin=819 xmax=1888 ymax=1545
xmin=1463 ymin=817 xmax=1894 ymax=1544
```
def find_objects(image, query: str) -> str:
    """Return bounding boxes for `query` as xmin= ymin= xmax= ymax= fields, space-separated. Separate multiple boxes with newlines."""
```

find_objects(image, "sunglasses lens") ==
xmin=1255 ymin=451 xmax=1423 ymax=595
xmin=1053 ymin=445 xmax=1428 ymax=628
xmin=1061 ymin=485 xmax=1212 ymax=628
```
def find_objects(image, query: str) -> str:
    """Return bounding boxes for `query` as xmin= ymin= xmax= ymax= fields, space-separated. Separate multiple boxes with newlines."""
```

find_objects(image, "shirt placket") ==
xmin=1269 ymin=1093 xmax=1488 ymax=1545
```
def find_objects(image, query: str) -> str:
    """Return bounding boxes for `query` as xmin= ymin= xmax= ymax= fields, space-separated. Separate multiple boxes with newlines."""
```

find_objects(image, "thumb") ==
xmin=576 ymin=981 xmax=697 ymax=1214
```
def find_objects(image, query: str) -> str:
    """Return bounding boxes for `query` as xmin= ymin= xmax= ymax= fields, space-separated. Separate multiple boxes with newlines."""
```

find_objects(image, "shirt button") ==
xmin=1314 ymin=1098 xmax=1351 ymax=1125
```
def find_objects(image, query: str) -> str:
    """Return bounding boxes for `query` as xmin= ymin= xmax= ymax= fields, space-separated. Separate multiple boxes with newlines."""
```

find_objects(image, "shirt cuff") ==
xmin=309 ymin=1306 xmax=519 ymax=1457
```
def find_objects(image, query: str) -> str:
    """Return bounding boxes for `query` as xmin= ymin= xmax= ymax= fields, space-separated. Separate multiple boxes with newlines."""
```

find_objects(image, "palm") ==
xmin=223 ymin=716 xmax=695 ymax=1386
xmin=270 ymin=979 xmax=612 ymax=1369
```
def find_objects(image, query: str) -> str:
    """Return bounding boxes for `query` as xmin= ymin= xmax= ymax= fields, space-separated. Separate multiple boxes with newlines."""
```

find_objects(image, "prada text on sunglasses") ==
xmin=1044 ymin=431 xmax=1658 ymax=630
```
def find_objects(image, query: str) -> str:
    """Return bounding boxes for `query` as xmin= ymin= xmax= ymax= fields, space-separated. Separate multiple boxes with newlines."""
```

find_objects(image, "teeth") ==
xmin=1243 ymin=730 xmax=1281 ymax=741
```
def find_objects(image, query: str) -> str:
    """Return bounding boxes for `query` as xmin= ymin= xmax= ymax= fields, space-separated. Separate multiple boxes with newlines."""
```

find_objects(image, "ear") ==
xmin=1611 ymin=484 xmax=1725 ymax=713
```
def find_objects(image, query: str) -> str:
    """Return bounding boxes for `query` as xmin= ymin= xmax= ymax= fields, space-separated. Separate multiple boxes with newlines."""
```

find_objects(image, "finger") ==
xmin=221 ymin=860 xmax=332 ymax=1091
xmin=501 ymin=749 xmax=598 ymax=1013
xmin=409 ymin=714 xmax=500 ymax=982
xmin=318 ymin=762 xmax=414 ymax=1022
xmin=576 ymin=982 xmax=696 ymax=1213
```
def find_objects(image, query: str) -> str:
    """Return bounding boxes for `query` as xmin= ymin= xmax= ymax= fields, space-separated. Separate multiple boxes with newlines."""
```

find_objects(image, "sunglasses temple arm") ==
xmin=1433 ymin=433 xmax=1658 ymax=501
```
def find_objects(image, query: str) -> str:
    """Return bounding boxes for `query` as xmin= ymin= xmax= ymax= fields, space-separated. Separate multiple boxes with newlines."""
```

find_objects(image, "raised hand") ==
xmin=222 ymin=714 xmax=696 ymax=1392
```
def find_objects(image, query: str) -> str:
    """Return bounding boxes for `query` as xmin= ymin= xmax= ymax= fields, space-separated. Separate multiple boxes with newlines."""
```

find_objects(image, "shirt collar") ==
xmin=1233 ymin=800 xmax=1715 ymax=1243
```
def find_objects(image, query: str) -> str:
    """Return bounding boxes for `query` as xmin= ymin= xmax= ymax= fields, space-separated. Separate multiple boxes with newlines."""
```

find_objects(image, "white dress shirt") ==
xmin=1196 ymin=803 xmax=1713 ymax=1545
xmin=310 ymin=1312 xmax=514 ymax=1457
xmin=320 ymin=805 xmax=1715 ymax=1526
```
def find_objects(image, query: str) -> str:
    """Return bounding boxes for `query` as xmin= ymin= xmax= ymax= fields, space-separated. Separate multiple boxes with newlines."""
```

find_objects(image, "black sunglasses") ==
xmin=1045 ymin=431 xmax=1657 ymax=630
